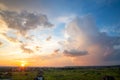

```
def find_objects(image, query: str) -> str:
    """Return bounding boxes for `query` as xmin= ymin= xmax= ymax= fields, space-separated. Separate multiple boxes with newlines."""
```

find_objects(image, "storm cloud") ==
xmin=61 ymin=15 xmax=120 ymax=64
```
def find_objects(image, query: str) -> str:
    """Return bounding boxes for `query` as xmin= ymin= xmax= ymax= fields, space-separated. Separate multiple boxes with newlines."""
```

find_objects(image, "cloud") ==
xmin=54 ymin=49 xmax=60 ymax=53
xmin=51 ymin=49 xmax=60 ymax=56
xmin=46 ymin=36 xmax=52 ymax=41
xmin=57 ymin=15 xmax=75 ymax=23
xmin=0 ymin=3 xmax=7 ymax=10
xmin=0 ymin=41 xmax=3 ymax=47
xmin=20 ymin=44 xmax=34 ymax=54
xmin=35 ymin=46 xmax=41 ymax=51
xmin=25 ymin=36 xmax=34 ymax=41
xmin=63 ymin=49 xmax=88 ymax=57
xmin=60 ymin=15 xmax=120 ymax=65
xmin=0 ymin=10 xmax=53 ymax=35
xmin=114 ymin=45 xmax=120 ymax=49
xmin=0 ymin=17 xmax=8 ymax=33
xmin=1 ymin=33 xmax=19 ymax=43
xmin=100 ymin=23 xmax=120 ymax=36
xmin=104 ymin=49 xmax=120 ymax=61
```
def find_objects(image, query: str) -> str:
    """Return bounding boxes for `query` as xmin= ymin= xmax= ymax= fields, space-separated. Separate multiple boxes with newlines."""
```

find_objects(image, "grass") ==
xmin=0 ymin=67 xmax=120 ymax=80
xmin=44 ymin=68 xmax=120 ymax=80
xmin=12 ymin=71 xmax=37 ymax=80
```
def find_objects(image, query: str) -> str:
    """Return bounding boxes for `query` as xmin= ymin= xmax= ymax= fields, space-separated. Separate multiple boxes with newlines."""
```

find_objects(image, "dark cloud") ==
xmin=98 ymin=35 xmax=120 ymax=62
xmin=0 ymin=10 xmax=53 ymax=35
xmin=104 ymin=49 xmax=120 ymax=61
xmin=63 ymin=49 xmax=88 ymax=57
xmin=20 ymin=44 xmax=34 ymax=54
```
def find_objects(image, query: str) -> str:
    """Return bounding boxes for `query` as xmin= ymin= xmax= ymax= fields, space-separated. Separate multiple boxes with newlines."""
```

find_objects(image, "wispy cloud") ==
xmin=20 ymin=44 xmax=34 ymax=54
xmin=56 ymin=15 xmax=76 ymax=24
xmin=1 ymin=33 xmax=19 ymax=43
xmin=46 ymin=36 xmax=52 ymax=41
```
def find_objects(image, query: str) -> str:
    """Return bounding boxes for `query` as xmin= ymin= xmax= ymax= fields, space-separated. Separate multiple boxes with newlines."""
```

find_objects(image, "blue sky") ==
xmin=32 ymin=0 xmax=120 ymax=37
xmin=50 ymin=0 xmax=120 ymax=36
xmin=0 ymin=0 xmax=120 ymax=66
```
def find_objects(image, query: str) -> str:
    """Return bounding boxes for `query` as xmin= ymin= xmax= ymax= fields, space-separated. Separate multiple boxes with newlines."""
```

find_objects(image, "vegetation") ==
xmin=44 ymin=67 xmax=120 ymax=80
xmin=0 ymin=66 xmax=120 ymax=80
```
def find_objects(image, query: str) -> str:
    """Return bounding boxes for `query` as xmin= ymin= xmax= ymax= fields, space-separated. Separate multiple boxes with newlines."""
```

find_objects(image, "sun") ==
xmin=20 ymin=61 xmax=27 ymax=67
xmin=21 ymin=63 xmax=25 ymax=67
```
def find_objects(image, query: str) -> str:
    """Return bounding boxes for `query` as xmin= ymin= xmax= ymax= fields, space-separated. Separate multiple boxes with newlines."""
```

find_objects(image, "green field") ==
xmin=44 ymin=68 xmax=120 ymax=80
xmin=0 ymin=67 xmax=120 ymax=80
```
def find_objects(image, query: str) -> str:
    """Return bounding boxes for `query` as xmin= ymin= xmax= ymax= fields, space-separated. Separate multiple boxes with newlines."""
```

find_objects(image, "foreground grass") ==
xmin=12 ymin=71 xmax=37 ymax=80
xmin=1 ymin=67 xmax=120 ymax=80
xmin=44 ymin=68 xmax=120 ymax=80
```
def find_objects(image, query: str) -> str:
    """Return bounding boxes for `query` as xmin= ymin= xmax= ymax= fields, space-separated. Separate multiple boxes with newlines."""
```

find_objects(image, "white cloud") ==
xmin=56 ymin=15 xmax=76 ymax=24
xmin=59 ymin=15 xmax=120 ymax=65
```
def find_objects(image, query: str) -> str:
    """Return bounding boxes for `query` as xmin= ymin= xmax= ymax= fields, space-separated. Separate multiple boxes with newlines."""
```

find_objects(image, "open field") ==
xmin=0 ymin=66 xmax=120 ymax=80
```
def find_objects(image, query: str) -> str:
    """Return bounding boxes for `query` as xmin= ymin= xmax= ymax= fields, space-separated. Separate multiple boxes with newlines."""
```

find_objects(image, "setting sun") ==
xmin=21 ymin=63 xmax=25 ymax=67
xmin=20 ymin=61 xmax=27 ymax=67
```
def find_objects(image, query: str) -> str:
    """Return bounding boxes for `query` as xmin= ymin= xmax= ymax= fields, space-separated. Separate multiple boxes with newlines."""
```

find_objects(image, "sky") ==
xmin=0 ymin=0 xmax=120 ymax=67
